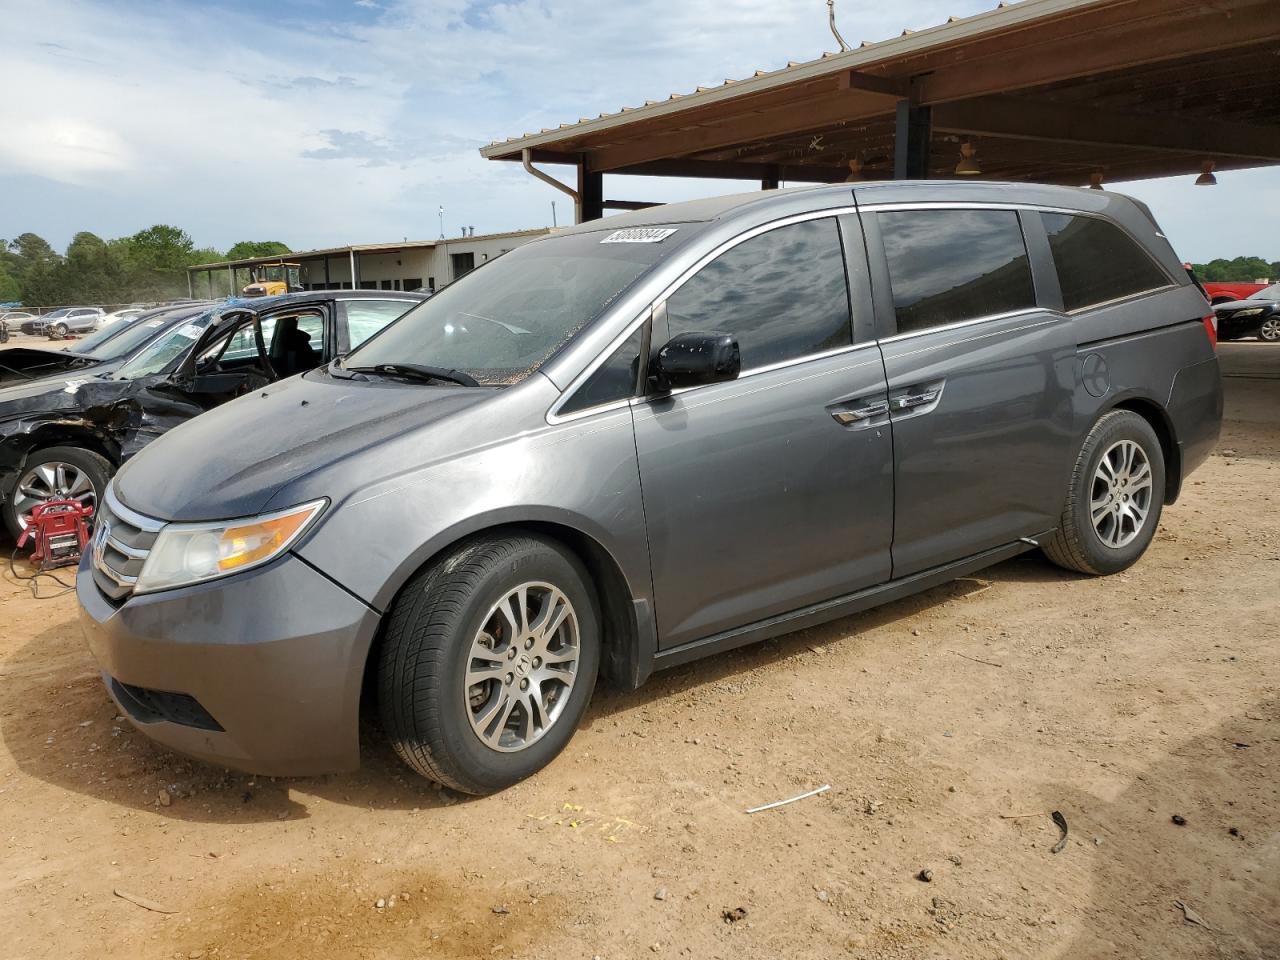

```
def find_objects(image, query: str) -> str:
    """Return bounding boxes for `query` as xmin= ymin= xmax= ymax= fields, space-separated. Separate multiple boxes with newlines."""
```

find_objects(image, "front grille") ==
xmin=110 ymin=678 xmax=223 ymax=731
xmin=91 ymin=489 xmax=163 ymax=603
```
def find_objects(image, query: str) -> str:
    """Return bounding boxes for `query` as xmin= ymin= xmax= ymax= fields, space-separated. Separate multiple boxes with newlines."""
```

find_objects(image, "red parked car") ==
xmin=1203 ymin=280 xmax=1269 ymax=305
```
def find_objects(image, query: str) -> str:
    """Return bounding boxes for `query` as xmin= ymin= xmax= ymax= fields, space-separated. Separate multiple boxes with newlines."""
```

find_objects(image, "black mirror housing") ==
xmin=651 ymin=332 xmax=741 ymax=393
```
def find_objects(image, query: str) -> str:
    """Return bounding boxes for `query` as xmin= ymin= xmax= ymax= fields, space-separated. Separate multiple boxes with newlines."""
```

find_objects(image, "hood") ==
xmin=0 ymin=347 xmax=101 ymax=386
xmin=0 ymin=363 xmax=128 ymax=413
xmin=1214 ymin=298 xmax=1276 ymax=313
xmin=113 ymin=369 xmax=496 ymax=522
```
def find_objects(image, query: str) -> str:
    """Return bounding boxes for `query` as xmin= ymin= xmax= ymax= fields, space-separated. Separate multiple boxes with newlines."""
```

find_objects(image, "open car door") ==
xmin=166 ymin=307 xmax=277 ymax=407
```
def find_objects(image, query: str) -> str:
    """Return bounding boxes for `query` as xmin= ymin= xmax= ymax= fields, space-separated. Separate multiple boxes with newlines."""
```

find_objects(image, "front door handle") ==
xmin=830 ymin=399 xmax=889 ymax=425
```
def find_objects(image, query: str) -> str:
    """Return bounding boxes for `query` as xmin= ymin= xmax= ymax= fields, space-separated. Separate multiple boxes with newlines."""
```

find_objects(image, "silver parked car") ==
xmin=32 ymin=306 xmax=105 ymax=338
xmin=79 ymin=182 xmax=1222 ymax=794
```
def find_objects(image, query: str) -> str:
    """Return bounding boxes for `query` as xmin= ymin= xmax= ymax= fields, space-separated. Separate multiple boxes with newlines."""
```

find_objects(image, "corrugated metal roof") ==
xmin=480 ymin=0 xmax=1112 ymax=157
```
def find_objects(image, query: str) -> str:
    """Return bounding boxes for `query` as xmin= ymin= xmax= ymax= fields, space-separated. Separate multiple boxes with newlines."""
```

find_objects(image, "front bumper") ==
xmin=77 ymin=551 xmax=381 ymax=776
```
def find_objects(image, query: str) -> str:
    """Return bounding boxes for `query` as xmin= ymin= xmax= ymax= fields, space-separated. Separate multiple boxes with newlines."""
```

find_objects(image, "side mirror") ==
xmin=650 ymin=332 xmax=741 ymax=393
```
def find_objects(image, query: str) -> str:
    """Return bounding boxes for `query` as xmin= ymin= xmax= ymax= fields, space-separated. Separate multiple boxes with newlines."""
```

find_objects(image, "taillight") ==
xmin=1202 ymin=313 xmax=1218 ymax=349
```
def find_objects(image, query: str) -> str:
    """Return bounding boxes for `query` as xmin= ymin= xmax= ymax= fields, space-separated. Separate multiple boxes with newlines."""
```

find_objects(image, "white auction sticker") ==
xmin=600 ymin=228 xmax=678 ymax=244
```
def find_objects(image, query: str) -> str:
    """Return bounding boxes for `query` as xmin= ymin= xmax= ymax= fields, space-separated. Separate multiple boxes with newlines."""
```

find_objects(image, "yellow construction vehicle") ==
xmin=242 ymin=262 xmax=303 ymax=297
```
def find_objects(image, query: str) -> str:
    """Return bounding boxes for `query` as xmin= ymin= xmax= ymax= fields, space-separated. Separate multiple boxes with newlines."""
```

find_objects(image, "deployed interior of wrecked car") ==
xmin=189 ymin=308 xmax=326 ymax=394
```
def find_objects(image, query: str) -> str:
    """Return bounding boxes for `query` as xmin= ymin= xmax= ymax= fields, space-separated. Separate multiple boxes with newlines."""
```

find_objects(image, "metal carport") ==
xmin=481 ymin=0 xmax=1280 ymax=222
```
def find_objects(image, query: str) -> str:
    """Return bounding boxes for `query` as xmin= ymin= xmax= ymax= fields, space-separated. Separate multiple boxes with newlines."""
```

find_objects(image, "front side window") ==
xmin=878 ymin=210 xmax=1036 ymax=334
xmin=345 ymin=299 xmax=415 ymax=349
xmin=345 ymin=226 xmax=699 ymax=385
xmin=664 ymin=217 xmax=851 ymax=369
xmin=1042 ymin=212 xmax=1171 ymax=312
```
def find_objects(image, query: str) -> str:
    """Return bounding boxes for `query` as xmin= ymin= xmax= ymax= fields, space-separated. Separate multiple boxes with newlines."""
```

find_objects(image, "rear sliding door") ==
xmin=862 ymin=206 xmax=1076 ymax=578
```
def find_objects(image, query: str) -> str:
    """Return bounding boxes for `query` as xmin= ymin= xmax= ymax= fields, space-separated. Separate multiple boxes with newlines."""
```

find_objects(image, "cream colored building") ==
xmin=187 ymin=228 xmax=551 ymax=298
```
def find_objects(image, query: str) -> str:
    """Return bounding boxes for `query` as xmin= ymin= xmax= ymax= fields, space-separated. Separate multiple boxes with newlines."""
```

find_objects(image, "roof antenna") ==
xmin=827 ymin=0 xmax=850 ymax=52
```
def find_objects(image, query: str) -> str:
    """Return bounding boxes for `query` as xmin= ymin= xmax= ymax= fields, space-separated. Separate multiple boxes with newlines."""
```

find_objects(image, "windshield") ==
xmin=343 ymin=226 xmax=697 ymax=385
xmin=1247 ymin=284 xmax=1280 ymax=301
xmin=77 ymin=312 xmax=193 ymax=360
xmin=114 ymin=315 xmax=215 ymax=380
xmin=74 ymin=314 xmax=153 ymax=356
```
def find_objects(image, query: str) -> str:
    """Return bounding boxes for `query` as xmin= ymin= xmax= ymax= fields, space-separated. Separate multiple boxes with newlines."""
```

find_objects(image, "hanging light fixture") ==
xmin=954 ymin=140 xmax=981 ymax=176
xmin=844 ymin=156 xmax=864 ymax=182
xmin=1195 ymin=160 xmax=1217 ymax=186
xmin=1089 ymin=170 xmax=1105 ymax=190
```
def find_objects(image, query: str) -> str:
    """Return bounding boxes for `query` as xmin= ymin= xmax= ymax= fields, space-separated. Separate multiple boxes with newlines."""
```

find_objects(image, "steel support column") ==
xmin=762 ymin=164 xmax=780 ymax=190
xmin=893 ymin=100 xmax=932 ymax=179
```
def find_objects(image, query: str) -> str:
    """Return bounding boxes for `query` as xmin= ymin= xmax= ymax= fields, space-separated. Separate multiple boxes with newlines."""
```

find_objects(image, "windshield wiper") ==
xmin=346 ymin=362 xmax=481 ymax=387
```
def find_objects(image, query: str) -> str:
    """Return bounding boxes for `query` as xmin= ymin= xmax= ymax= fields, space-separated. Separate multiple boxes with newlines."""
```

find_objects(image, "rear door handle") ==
xmin=830 ymin=399 xmax=889 ymax=425
xmin=889 ymin=389 xmax=939 ymax=411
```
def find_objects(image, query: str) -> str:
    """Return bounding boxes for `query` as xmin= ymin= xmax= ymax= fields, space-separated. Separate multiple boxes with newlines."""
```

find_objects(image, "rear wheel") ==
xmin=2 ymin=446 xmax=111 ymax=539
xmin=378 ymin=533 xmax=600 ymax=795
xmin=1259 ymin=316 xmax=1280 ymax=343
xmin=1043 ymin=411 xmax=1165 ymax=575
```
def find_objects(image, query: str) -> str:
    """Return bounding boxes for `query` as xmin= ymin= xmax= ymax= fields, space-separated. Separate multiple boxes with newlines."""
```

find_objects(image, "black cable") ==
xmin=8 ymin=548 xmax=78 ymax=599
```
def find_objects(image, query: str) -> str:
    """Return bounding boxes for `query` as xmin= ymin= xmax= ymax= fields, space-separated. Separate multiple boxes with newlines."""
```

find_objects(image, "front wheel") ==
xmin=2 ymin=445 xmax=112 ymax=539
xmin=50 ymin=322 xmax=69 ymax=339
xmin=1043 ymin=410 xmax=1165 ymax=576
xmin=1259 ymin=316 xmax=1280 ymax=343
xmin=378 ymin=533 xmax=600 ymax=795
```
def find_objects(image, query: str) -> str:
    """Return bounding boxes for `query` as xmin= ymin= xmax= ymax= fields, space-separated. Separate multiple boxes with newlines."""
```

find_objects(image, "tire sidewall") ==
xmin=1070 ymin=413 xmax=1165 ymax=574
xmin=1259 ymin=317 xmax=1280 ymax=342
xmin=2 ymin=446 xmax=111 ymax=539
xmin=431 ymin=540 xmax=601 ymax=792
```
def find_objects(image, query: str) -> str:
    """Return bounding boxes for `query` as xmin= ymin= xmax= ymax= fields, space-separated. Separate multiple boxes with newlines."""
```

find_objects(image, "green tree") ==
xmin=225 ymin=240 xmax=291 ymax=261
xmin=0 ymin=262 xmax=21 ymax=302
xmin=128 ymin=224 xmax=195 ymax=271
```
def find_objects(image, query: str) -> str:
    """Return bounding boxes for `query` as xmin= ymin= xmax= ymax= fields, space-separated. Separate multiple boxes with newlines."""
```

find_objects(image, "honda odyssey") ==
xmin=77 ymin=182 xmax=1223 ymax=794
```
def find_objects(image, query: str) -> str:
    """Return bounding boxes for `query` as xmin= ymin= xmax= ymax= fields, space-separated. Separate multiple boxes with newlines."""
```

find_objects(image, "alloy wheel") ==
xmin=1260 ymin=316 xmax=1280 ymax=343
xmin=13 ymin=462 xmax=96 ymax=532
xmin=464 ymin=581 xmax=580 ymax=752
xmin=1089 ymin=439 xmax=1153 ymax=549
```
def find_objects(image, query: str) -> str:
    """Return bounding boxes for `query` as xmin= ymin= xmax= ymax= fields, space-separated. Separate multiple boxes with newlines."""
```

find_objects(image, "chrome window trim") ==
xmin=877 ymin=307 xmax=1050 ymax=345
xmin=104 ymin=485 xmax=165 ymax=533
xmin=1061 ymin=284 xmax=1179 ymax=316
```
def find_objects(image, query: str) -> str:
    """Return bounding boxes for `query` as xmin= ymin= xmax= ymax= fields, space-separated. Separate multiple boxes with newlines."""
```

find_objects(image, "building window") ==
xmin=426 ymin=276 xmax=435 ymax=291
xmin=877 ymin=209 xmax=1036 ymax=334
xmin=380 ymin=280 xmax=393 ymax=290
xmin=451 ymin=252 xmax=476 ymax=278
xmin=404 ymin=278 xmax=423 ymax=291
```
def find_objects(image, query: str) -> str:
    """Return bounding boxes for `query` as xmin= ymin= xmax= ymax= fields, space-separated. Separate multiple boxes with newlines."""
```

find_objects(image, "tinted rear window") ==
xmin=878 ymin=210 xmax=1036 ymax=334
xmin=1042 ymin=213 xmax=1171 ymax=312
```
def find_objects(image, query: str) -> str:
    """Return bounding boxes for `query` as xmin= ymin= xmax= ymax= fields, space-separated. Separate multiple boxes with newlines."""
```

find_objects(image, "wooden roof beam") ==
xmin=933 ymin=94 xmax=1280 ymax=161
xmin=915 ymin=0 xmax=1280 ymax=105
xmin=615 ymin=158 xmax=850 ymax=183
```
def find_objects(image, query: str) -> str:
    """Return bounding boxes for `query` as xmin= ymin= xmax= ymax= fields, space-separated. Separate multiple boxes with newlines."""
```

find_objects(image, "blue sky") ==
xmin=1 ymin=0 xmax=1276 ymax=263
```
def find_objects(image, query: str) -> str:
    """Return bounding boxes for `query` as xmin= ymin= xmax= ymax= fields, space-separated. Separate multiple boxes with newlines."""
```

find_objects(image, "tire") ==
xmin=2 ymin=445 xmax=112 ymax=539
xmin=1259 ymin=316 xmax=1280 ymax=343
xmin=378 ymin=533 xmax=600 ymax=795
xmin=51 ymin=322 xmax=68 ymax=340
xmin=1042 ymin=410 xmax=1165 ymax=576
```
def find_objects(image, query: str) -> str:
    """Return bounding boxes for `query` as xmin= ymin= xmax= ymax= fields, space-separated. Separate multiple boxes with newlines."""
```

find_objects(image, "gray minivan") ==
xmin=77 ymin=182 xmax=1222 ymax=794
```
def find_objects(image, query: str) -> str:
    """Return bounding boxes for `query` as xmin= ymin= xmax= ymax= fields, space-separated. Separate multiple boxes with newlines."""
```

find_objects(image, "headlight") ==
xmin=134 ymin=499 xmax=327 ymax=594
xmin=1231 ymin=308 xmax=1264 ymax=318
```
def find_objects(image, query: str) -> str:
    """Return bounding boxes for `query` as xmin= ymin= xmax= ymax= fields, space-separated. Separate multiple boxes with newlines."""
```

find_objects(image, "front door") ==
xmin=863 ymin=207 xmax=1076 ymax=578
xmin=632 ymin=215 xmax=894 ymax=649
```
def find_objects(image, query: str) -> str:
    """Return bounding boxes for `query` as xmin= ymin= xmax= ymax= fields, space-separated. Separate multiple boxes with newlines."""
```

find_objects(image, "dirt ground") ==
xmin=1 ymin=341 xmax=1276 ymax=960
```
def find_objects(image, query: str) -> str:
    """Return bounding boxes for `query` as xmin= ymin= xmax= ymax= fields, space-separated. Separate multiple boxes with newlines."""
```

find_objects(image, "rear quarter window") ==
xmin=1041 ymin=213 xmax=1172 ymax=312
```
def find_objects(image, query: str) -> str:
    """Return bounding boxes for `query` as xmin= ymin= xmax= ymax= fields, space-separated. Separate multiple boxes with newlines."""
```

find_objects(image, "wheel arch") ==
xmin=359 ymin=517 xmax=653 ymax=723
xmin=1102 ymin=394 xmax=1181 ymax=504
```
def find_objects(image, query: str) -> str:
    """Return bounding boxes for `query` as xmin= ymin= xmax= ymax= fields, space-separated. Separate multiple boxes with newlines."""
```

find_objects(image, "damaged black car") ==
xmin=0 ymin=290 xmax=425 ymax=536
